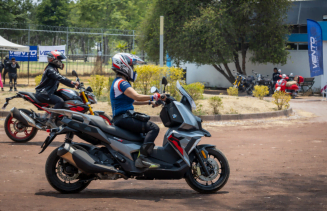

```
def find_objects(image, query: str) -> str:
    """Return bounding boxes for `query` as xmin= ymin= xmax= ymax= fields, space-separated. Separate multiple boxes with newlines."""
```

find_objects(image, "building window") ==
xmin=299 ymin=25 xmax=307 ymax=33
xmin=291 ymin=25 xmax=299 ymax=33
xmin=298 ymin=43 xmax=308 ymax=50
xmin=286 ymin=43 xmax=298 ymax=50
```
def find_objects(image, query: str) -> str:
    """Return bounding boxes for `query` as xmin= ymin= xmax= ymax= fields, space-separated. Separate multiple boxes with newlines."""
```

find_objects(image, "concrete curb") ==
xmin=0 ymin=111 xmax=10 ymax=118
xmin=150 ymin=108 xmax=293 ymax=122
xmin=0 ymin=108 xmax=293 ymax=122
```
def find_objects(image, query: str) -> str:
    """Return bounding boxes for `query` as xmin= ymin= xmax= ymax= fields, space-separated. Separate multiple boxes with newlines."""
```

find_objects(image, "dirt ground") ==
xmin=0 ymin=107 xmax=327 ymax=210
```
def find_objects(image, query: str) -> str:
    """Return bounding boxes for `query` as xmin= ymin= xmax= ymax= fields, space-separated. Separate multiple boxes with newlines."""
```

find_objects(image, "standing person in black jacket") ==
xmin=3 ymin=55 xmax=10 ymax=85
xmin=272 ymin=67 xmax=281 ymax=86
xmin=35 ymin=51 xmax=79 ymax=128
xmin=8 ymin=57 xmax=20 ymax=91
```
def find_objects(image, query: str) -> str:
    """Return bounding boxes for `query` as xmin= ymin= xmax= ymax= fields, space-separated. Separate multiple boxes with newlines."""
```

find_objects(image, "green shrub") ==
xmin=272 ymin=91 xmax=291 ymax=110
xmin=227 ymin=86 xmax=238 ymax=96
xmin=107 ymin=76 xmax=115 ymax=105
xmin=35 ymin=74 xmax=43 ymax=85
xmin=88 ymin=75 xmax=107 ymax=97
xmin=134 ymin=64 xmax=168 ymax=95
xmin=253 ymin=85 xmax=269 ymax=100
xmin=209 ymin=96 xmax=223 ymax=114
xmin=182 ymin=82 xmax=205 ymax=101
xmin=166 ymin=66 xmax=184 ymax=101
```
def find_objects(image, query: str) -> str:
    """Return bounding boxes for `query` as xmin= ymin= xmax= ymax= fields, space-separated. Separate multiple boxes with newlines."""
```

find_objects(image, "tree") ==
xmin=36 ymin=0 xmax=70 ymax=26
xmin=0 ymin=0 xmax=35 ymax=24
xmin=140 ymin=0 xmax=291 ymax=84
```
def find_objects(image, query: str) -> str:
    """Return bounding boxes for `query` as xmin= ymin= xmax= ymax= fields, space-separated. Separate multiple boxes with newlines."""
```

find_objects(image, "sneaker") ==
xmin=1 ymin=88 xmax=3 ymax=91
xmin=14 ymin=88 xmax=17 ymax=91
xmin=135 ymin=154 xmax=160 ymax=168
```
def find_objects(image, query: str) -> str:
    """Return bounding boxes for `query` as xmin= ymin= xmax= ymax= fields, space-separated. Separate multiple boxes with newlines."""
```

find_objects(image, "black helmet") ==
xmin=47 ymin=51 xmax=66 ymax=69
xmin=5 ymin=55 xmax=9 ymax=60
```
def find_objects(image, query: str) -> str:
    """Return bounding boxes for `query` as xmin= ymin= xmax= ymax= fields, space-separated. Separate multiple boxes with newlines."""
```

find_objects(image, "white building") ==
xmin=184 ymin=0 xmax=327 ymax=90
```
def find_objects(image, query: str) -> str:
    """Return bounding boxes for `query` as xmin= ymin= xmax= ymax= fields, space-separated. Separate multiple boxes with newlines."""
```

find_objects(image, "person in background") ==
xmin=8 ymin=57 xmax=20 ymax=91
xmin=35 ymin=51 xmax=79 ymax=128
xmin=3 ymin=55 xmax=10 ymax=85
xmin=0 ymin=59 xmax=3 ymax=91
xmin=272 ymin=67 xmax=281 ymax=86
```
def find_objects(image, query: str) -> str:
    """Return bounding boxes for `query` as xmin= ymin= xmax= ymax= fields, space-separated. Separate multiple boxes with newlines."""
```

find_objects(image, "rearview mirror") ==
xmin=161 ymin=77 xmax=168 ymax=86
xmin=150 ymin=86 xmax=159 ymax=93
xmin=72 ymin=70 xmax=78 ymax=77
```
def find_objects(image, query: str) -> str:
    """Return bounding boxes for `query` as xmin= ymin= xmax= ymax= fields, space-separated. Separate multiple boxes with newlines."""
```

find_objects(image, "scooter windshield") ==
xmin=176 ymin=81 xmax=197 ymax=110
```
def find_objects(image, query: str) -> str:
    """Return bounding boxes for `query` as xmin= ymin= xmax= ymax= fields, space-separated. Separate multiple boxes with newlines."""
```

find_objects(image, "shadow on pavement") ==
xmin=235 ymin=173 xmax=327 ymax=210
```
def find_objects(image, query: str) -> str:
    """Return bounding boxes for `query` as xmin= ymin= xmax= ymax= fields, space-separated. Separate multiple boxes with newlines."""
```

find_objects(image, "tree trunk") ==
xmin=240 ymin=38 xmax=247 ymax=75
xmin=212 ymin=64 xmax=235 ymax=84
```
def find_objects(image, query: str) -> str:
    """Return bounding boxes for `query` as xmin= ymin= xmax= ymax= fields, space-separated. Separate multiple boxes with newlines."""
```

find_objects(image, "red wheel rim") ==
xmin=7 ymin=116 xmax=36 ymax=139
xmin=99 ymin=115 xmax=112 ymax=125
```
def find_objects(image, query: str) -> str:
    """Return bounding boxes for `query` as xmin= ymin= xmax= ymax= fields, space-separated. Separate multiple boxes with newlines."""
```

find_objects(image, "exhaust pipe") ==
xmin=10 ymin=107 xmax=42 ymax=130
xmin=57 ymin=143 xmax=127 ymax=179
xmin=10 ymin=107 xmax=33 ymax=127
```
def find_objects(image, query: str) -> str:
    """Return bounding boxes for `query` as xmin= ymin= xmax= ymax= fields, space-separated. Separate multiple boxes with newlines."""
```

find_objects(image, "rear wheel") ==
xmin=45 ymin=147 xmax=91 ymax=194
xmin=4 ymin=112 xmax=37 ymax=143
xmin=185 ymin=148 xmax=230 ymax=194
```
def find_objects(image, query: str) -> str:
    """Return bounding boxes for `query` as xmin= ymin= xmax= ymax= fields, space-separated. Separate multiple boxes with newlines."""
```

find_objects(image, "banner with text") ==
xmin=38 ymin=45 xmax=66 ymax=62
xmin=9 ymin=46 xmax=37 ymax=61
xmin=307 ymin=19 xmax=324 ymax=77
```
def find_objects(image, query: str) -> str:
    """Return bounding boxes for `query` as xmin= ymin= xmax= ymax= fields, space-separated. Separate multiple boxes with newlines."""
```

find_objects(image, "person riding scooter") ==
xmin=110 ymin=53 xmax=165 ymax=169
xmin=35 ymin=51 xmax=79 ymax=128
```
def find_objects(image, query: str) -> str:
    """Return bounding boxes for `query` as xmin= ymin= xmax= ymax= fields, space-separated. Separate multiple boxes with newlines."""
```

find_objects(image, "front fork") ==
xmin=80 ymin=91 xmax=94 ymax=115
xmin=194 ymin=148 xmax=210 ymax=176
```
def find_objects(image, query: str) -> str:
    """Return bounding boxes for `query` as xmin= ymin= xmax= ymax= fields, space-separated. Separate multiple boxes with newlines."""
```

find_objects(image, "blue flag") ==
xmin=307 ymin=19 xmax=324 ymax=77
xmin=9 ymin=46 xmax=37 ymax=62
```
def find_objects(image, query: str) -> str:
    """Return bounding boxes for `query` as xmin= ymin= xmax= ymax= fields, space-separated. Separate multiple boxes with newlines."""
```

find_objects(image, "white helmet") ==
xmin=282 ymin=74 xmax=287 ymax=79
xmin=278 ymin=69 xmax=281 ymax=73
xmin=111 ymin=53 xmax=144 ymax=82
xmin=289 ymin=73 xmax=293 ymax=76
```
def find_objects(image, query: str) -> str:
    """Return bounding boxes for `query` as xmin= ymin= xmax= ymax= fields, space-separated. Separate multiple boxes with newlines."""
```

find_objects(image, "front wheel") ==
xmin=185 ymin=148 xmax=230 ymax=194
xmin=4 ymin=112 xmax=38 ymax=143
xmin=45 ymin=147 xmax=91 ymax=194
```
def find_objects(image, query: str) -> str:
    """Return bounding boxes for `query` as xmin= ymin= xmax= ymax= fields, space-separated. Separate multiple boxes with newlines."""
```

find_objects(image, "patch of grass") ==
xmin=193 ymin=104 xmax=206 ymax=116
xmin=226 ymin=107 xmax=238 ymax=114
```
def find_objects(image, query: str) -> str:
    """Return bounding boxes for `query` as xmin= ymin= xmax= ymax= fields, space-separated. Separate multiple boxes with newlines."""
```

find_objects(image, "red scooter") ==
xmin=275 ymin=74 xmax=304 ymax=99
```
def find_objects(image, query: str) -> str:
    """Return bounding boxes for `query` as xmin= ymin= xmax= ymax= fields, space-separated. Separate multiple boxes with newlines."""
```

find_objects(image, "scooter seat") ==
xmin=86 ymin=115 xmax=144 ymax=142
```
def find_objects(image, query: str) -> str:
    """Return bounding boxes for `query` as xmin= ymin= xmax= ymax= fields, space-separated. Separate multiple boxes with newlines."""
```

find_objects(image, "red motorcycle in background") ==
xmin=2 ymin=70 xmax=112 ymax=143
xmin=275 ymin=74 xmax=304 ymax=99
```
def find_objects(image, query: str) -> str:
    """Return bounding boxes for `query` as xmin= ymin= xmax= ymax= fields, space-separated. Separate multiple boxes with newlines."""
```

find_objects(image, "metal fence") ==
xmin=0 ymin=22 xmax=145 ymax=80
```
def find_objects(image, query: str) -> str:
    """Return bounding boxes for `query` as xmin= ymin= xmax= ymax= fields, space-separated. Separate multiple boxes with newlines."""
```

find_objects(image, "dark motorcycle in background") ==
xmin=2 ymin=70 xmax=112 ymax=142
xmin=233 ymin=72 xmax=255 ymax=95
xmin=252 ymin=70 xmax=274 ymax=95
xmin=22 ymin=78 xmax=230 ymax=194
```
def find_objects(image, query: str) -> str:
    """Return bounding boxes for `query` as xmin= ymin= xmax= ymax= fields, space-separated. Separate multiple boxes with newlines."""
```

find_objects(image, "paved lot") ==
xmin=0 ymin=98 xmax=326 ymax=210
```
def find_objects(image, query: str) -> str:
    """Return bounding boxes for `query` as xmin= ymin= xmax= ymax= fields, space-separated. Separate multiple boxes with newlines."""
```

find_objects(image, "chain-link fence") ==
xmin=0 ymin=22 xmax=145 ymax=81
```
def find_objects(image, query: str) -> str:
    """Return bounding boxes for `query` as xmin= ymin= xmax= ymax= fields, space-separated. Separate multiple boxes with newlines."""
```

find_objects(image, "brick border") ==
xmin=0 ymin=108 xmax=292 ymax=122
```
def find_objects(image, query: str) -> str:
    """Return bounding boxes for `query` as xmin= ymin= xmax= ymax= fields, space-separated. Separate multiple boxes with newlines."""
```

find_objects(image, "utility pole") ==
xmin=66 ymin=27 xmax=68 ymax=75
xmin=28 ymin=24 xmax=30 ymax=85
xmin=160 ymin=16 xmax=164 ymax=67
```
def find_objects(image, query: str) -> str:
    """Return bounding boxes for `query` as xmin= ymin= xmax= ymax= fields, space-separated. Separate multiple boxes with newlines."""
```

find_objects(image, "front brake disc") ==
xmin=197 ymin=158 xmax=219 ymax=182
